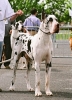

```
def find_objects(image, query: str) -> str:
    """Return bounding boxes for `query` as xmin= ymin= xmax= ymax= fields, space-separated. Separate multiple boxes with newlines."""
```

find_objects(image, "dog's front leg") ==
xmin=45 ymin=61 xmax=53 ymax=96
xmin=9 ymin=55 xmax=18 ymax=91
xmin=35 ymin=62 xmax=42 ymax=96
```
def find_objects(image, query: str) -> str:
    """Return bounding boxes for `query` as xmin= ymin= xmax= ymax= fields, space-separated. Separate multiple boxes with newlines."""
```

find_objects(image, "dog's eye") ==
xmin=16 ymin=23 xmax=19 ymax=29
xmin=49 ymin=18 xmax=53 ymax=22
xmin=55 ymin=18 xmax=58 ymax=21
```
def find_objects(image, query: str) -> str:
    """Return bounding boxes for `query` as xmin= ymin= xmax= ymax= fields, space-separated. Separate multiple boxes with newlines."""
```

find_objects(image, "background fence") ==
xmin=52 ymin=25 xmax=72 ymax=58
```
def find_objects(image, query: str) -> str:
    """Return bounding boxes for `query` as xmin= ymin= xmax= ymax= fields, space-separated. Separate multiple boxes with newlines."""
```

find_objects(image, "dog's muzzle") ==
xmin=54 ymin=23 xmax=59 ymax=33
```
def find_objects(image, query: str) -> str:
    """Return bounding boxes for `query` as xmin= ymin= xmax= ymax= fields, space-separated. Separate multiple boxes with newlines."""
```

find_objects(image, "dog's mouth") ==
xmin=55 ymin=28 xmax=59 ymax=33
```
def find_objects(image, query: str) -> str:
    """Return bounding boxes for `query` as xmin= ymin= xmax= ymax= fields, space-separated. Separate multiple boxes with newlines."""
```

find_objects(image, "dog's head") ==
xmin=42 ymin=15 xmax=59 ymax=34
xmin=12 ymin=21 xmax=23 ymax=32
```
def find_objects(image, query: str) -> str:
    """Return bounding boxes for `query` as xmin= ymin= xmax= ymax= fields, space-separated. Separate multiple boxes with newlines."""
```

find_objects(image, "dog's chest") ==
xmin=18 ymin=34 xmax=33 ymax=59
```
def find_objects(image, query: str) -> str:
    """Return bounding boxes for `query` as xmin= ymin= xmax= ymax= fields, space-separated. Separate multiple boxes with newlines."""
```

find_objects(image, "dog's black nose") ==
xmin=57 ymin=23 xmax=59 ymax=28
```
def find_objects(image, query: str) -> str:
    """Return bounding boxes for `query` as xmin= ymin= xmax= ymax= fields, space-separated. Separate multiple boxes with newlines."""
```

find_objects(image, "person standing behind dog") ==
xmin=3 ymin=20 xmax=14 ymax=69
xmin=23 ymin=8 xmax=40 ymax=69
xmin=23 ymin=8 xmax=40 ymax=36
xmin=0 ymin=0 xmax=23 ymax=91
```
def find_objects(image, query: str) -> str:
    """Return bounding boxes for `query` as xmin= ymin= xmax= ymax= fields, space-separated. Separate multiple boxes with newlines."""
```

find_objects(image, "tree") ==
xmin=9 ymin=0 xmax=41 ymax=21
xmin=40 ymin=0 xmax=71 ymax=23
xmin=9 ymin=0 xmax=71 ymax=23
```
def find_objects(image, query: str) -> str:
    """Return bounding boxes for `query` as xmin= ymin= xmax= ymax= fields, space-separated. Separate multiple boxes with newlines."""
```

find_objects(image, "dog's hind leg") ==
xmin=9 ymin=54 xmax=20 ymax=91
xmin=25 ymin=60 xmax=34 ymax=91
xmin=35 ymin=61 xmax=42 ymax=96
xmin=45 ymin=58 xmax=53 ymax=96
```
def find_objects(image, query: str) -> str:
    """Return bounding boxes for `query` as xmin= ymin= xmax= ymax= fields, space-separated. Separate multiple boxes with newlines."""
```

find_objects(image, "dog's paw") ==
xmin=28 ymin=87 xmax=34 ymax=91
xmin=9 ymin=85 xmax=15 ymax=91
xmin=46 ymin=90 xmax=53 ymax=96
xmin=35 ymin=91 xmax=42 ymax=97
xmin=27 ymin=85 xmax=34 ymax=91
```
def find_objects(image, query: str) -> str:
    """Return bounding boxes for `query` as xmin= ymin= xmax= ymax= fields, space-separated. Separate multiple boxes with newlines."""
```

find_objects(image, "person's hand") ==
xmin=16 ymin=10 xmax=23 ymax=16
xmin=9 ymin=30 xmax=12 ymax=34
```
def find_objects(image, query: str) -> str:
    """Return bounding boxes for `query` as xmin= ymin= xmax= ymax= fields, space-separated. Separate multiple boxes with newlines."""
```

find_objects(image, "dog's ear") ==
xmin=42 ymin=14 xmax=48 ymax=23
xmin=45 ymin=14 xmax=48 ymax=18
xmin=21 ymin=26 xmax=24 ymax=32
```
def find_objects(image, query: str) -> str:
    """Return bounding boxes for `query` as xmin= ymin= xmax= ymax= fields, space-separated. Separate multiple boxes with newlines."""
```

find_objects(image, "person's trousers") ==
xmin=28 ymin=31 xmax=37 ymax=36
xmin=4 ymin=35 xmax=12 ymax=66
xmin=0 ymin=41 xmax=3 ymax=67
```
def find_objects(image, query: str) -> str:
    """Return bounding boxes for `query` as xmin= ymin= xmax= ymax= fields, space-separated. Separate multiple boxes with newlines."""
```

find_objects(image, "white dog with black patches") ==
xmin=9 ymin=15 xmax=59 ymax=96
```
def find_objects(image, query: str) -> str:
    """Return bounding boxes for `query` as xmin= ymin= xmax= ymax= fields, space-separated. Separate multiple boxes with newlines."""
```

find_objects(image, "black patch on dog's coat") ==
xmin=17 ymin=37 xmax=19 ymax=40
xmin=23 ymin=40 xmax=24 ymax=43
xmin=32 ymin=56 xmax=34 ymax=60
xmin=12 ymin=81 xmax=14 ymax=85
xmin=25 ymin=40 xmax=27 ymax=42
xmin=16 ymin=60 xmax=18 ymax=63
xmin=15 ymin=52 xmax=17 ymax=55
xmin=46 ymin=62 xmax=52 ymax=73
xmin=15 ymin=42 xmax=18 ymax=45
xmin=46 ymin=62 xmax=52 ymax=68
xmin=27 ymin=39 xmax=31 ymax=52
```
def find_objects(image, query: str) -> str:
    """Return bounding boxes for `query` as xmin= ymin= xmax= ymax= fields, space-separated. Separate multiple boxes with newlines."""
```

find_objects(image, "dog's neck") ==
xmin=38 ymin=22 xmax=50 ymax=35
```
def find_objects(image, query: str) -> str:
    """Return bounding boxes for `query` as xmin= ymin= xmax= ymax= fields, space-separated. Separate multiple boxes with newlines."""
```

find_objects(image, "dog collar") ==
xmin=39 ymin=28 xmax=51 ymax=35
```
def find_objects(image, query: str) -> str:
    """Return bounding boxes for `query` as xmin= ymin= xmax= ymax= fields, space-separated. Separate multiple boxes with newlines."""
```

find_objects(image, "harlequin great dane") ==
xmin=9 ymin=15 xmax=59 ymax=96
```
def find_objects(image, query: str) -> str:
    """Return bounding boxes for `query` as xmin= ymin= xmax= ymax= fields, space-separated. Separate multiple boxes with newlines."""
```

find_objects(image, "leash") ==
xmin=0 ymin=57 xmax=14 ymax=64
xmin=0 ymin=13 xmax=17 ymax=21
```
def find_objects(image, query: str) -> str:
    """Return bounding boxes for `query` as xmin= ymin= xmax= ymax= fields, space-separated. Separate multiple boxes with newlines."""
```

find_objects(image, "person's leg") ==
xmin=0 ymin=41 xmax=3 ymax=92
xmin=0 ymin=42 xmax=3 ymax=60
xmin=0 ymin=41 xmax=3 ymax=68
xmin=4 ymin=36 xmax=12 ymax=68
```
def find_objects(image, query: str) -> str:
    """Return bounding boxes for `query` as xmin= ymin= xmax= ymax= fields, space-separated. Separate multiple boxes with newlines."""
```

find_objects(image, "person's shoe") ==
xmin=0 ymin=88 xmax=2 ymax=92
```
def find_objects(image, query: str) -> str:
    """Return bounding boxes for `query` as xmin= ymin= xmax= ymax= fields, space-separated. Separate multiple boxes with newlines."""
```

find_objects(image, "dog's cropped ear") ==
xmin=21 ymin=26 xmax=24 ymax=32
xmin=42 ymin=14 xmax=48 ymax=23
xmin=45 ymin=14 xmax=48 ymax=18
xmin=11 ymin=24 xmax=15 ymax=29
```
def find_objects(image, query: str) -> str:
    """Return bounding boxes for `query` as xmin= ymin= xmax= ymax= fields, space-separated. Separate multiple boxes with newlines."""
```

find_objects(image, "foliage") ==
xmin=9 ymin=0 xmax=41 ymax=21
xmin=42 ymin=0 xmax=71 ymax=23
xmin=9 ymin=0 xmax=71 ymax=23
